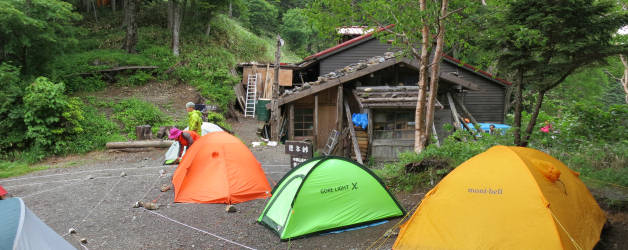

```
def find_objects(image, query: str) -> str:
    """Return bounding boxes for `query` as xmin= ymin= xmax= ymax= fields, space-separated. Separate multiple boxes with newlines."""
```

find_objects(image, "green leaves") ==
xmin=0 ymin=0 xmax=81 ymax=75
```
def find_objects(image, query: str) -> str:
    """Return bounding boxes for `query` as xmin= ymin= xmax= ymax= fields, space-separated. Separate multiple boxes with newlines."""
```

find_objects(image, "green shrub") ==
xmin=111 ymin=98 xmax=171 ymax=139
xmin=23 ymin=77 xmax=85 ymax=157
xmin=64 ymin=103 xmax=124 ymax=154
xmin=0 ymin=63 xmax=28 ymax=153
xmin=49 ymin=49 xmax=158 ymax=92
xmin=374 ymin=129 xmax=514 ymax=192
xmin=206 ymin=111 xmax=232 ymax=131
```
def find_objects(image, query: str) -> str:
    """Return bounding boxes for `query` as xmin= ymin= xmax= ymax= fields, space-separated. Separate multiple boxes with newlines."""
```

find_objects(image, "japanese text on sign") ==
xmin=285 ymin=141 xmax=313 ymax=158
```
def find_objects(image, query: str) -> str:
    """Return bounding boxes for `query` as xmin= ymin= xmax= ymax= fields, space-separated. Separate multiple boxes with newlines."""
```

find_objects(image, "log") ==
xmin=77 ymin=66 xmax=158 ymax=76
xmin=344 ymin=100 xmax=363 ymax=164
xmin=355 ymin=86 xmax=420 ymax=92
xmin=106 ymin=140 xmax=173 ymax=149
xmin=447 ymin=92 xmax=462 ymax=130
xmin=361 ymin=97 xmax=419 ymax=103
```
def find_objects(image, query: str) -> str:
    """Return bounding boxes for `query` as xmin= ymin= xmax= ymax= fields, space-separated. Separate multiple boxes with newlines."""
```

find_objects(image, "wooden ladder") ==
xmin=245 ymin=74 xmax=258 ymax=118
xmin=323 ymin=129 xmax=340 ymax=156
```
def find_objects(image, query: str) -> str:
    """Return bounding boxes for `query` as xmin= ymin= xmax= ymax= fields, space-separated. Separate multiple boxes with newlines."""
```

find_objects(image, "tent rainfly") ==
xmin=172 ymin=131 xmax=271 ymax=204
xmin=0 ymin=198 xmax=75 ymax=250
xmin=393 ymin=146 xmax=606 ymax=249
xmin=164 ymin=122 xmax=224 ymax=164
xmin=258 ymin=157 xmax=405 ymax=240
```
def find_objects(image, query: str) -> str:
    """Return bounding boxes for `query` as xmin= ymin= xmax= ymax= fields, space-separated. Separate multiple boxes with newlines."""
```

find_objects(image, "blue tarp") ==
xmin=463 ymin=122 xmax=511 ymax=134
xmin=352 ymin=113 xmax=368 ymax=129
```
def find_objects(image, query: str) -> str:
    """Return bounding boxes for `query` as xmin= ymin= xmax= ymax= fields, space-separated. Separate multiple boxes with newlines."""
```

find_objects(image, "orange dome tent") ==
xmin=172 ymin=132 xmax=271 ymax=204
xmin=394 ymin=146 xmax=606 ymax=250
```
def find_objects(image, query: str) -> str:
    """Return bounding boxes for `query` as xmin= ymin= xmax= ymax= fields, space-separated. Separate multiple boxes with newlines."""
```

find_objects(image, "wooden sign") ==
xmin=285 ymin=141 xmax=313 ymax=168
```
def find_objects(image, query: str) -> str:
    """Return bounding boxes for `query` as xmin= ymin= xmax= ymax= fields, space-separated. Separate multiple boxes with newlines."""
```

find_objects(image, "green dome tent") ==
xmin=258 ymin=156 xmax=405 ymax=240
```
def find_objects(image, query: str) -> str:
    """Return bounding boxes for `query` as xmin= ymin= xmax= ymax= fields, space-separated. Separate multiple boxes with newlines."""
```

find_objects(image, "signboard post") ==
xmin=285 ymin=141 xmax=313 ymax=168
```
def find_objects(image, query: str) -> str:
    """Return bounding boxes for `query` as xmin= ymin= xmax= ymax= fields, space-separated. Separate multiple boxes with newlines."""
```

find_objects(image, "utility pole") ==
xmin=270 ymin=35 xmax=283 ymax=141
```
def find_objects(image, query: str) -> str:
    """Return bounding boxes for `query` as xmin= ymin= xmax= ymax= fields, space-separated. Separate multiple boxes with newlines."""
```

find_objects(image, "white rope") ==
xmin=22 ymin=179 xmax=86 ymax=199
xmin=2 ymin=165 xmax=168 ymax=183
xmin=7 ymin=174 xmax=159 ymax=189
xmin=144 ymin=209 xmax=256 ymax=250
xmin=62 ymin=177 xmax=124 ymax=237
xmin=138 ymin=174 xmax=164 ymax=201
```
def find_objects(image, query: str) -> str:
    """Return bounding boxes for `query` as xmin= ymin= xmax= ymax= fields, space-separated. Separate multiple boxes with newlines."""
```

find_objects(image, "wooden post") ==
xmin=447 ymin=92 xmax=462 ymax=130
xmin=135 ymin=125 xmax=152 ymax=140
xmin=344 ymin=100 xmax=363 ymax=164
xmin=503 ymin=86 xmax=513 ymax=122
xmin=432 ymin=123 xmax=440 ymax=147
xmin=336 ymin=85 xmax=343 ymax=131
xmin=314 ymin=95 xmax=319 ymax=148
xmin=289 ymin=104 xmax=294 ymax=140
xmin=452 ymin=93 xmax=479 ymax=127
xmin=270 ymin=35 xmax=282 ymax=140
xmin=366 ymin=108 xmax=373 ymax=159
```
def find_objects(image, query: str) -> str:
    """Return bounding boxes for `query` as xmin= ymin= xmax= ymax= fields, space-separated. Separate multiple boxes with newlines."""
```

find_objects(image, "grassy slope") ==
xmin=0 ymin=13 xmax=301 ymax=178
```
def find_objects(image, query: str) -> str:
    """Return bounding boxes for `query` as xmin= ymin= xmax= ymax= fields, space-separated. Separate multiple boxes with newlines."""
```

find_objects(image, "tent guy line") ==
xmin=2 ymin=164 xmax=282 ymax=184
xmin=21 ymin=179 xmax=87 ymax=199
xmin=144 ymin=209 xmax=256 ymax=250
xmin=4 ymin=173 xmax=161 ymax=189
xmin=63 ymin=177 xmax=124 ymax=238
xmin=1 ymin=165 xmax=170 ymax=183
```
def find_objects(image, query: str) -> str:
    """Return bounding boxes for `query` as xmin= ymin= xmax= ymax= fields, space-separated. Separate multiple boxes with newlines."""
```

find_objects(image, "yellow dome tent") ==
xmin=393 ymin=146 xmax=606 ymax=250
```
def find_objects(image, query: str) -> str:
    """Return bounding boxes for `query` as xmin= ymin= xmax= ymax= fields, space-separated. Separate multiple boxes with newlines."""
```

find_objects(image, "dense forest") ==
xmin=0 ymin=0 xmax=626 ymax=195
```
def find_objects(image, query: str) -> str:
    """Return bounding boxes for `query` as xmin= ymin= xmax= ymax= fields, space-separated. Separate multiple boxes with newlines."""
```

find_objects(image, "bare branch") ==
xmin=603 ymin=70 xmax=621 ymax=81
xmin=441 ymin=7 xmax=465 ymax=20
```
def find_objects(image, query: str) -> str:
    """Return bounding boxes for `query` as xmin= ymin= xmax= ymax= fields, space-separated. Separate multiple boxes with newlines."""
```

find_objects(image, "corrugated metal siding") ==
xmin=319 ymin=39 xmax=392 ymax=74
xmin=440 ymin=61 xmax=506 ymax=123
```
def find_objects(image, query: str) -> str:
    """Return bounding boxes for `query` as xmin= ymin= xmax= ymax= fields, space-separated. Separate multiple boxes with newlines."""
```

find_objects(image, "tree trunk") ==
xmin=270 ymin=35 xmax=283 ymax=140
xmin=229 ymin=0 xmax=233 ymax=17
xmin=168 ymin=0 xmax=173 ymax=31
xmin=182 ymin=0 xmax=188 ymax=23
xmin=414 ymin=0 xmax=431 ymax=153
xmin=513 ymin=70 xmax=524 ymax=146
xmin=91 ymin=0 xmax=99 ymax=21
xmin=424 ymin=0 xmax=448 ymax=147
xmin=112 ymin=0 xmax=116 ymax=12
xmin=123 ymin=0 xmax=138 ymax=53
xmin=171 ymin=0 xmax=181 ymax=56
xmin=620 ymin=55 xmax=628 ymax=104
xmin=205 ymin=23 xmax=211 ymax=36
xmin=521 ymin=90 xmax=546 ymax=147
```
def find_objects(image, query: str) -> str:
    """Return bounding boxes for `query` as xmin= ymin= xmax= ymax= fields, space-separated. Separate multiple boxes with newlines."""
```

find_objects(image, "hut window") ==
xmin=294 ymin=108 xmax=314 ymax=136
xmin=373 ymin=110 xmax=414 ymax=139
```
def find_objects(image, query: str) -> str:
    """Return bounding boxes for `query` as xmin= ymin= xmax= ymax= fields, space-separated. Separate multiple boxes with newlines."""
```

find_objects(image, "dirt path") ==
xmin=0 ymin=116 xmax=408 ymax=249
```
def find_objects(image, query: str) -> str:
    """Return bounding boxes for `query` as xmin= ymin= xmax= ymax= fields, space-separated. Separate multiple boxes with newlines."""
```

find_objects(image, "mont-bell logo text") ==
xmin=467 ymin=187 xmax=503 ymax=195
xmin=320 ymin=182 xmax=358 ymax=194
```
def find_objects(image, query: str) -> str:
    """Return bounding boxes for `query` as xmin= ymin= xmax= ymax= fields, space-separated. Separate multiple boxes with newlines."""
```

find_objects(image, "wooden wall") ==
xmin=291 ymin=87 xmax=339 ymax=148
xmin=440 ymin=61 xmax=507 ymax=123
xmin=241 ymin=66 xmax=293 ymax=98
xmin=315 ymin=36 xmax=507 ymax=123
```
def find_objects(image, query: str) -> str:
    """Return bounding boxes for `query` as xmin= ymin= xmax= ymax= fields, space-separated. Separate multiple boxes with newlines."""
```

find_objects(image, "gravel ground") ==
xmin=3 ymin=115 xmax=623 ymax=249
xmin=1 ymin=117 xmax=409 ymax=249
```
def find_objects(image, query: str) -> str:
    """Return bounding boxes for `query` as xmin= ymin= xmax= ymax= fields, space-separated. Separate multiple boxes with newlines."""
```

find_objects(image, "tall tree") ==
xmin=123 ymin=0 xmax=138 ymax=53
xmin=170 ymin=0 xmax=182 ymax=56
xmin=486 ymin=0 xmax=628 ymax=146
xmin=0 ymin=0 xmax=80 ymax=74
xmin=308 ymin=0 xmax=476 ymax=153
